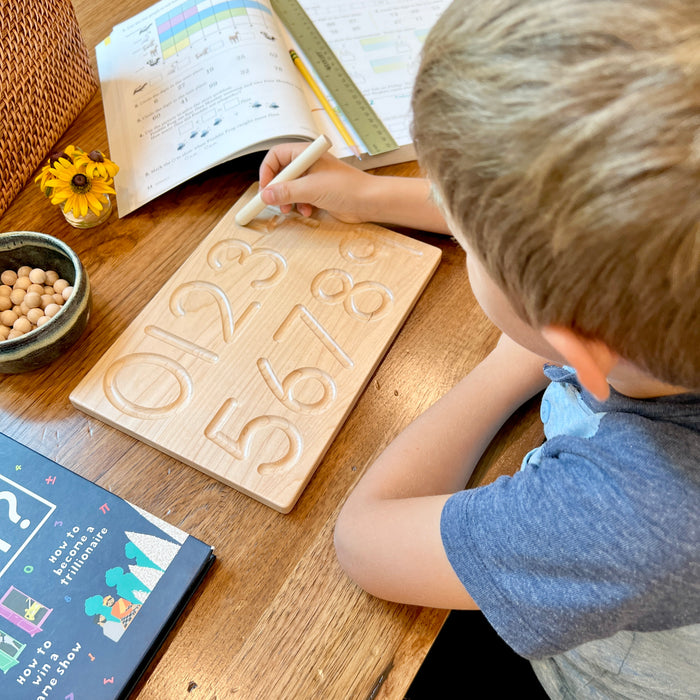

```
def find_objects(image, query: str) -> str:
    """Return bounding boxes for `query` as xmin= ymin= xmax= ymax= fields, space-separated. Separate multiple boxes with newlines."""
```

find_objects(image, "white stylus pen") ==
xmin=235 ymin=134 xmax=332 ymax=226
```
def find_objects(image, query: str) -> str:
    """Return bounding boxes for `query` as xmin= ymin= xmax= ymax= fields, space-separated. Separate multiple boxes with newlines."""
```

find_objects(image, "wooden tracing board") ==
xmin=70 ymin=186 xmax=442 ymax=512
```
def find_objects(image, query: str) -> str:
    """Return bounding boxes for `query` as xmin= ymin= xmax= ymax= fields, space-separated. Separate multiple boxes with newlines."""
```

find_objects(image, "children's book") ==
xmin=0 ymin=432 xmax=214 ymax=699
xmin=95 ymin=0 xmax=450 ymax=216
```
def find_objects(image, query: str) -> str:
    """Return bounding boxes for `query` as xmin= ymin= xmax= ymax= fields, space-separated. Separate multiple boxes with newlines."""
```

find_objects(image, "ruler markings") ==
xmin=271 ymin=0 xmax=399 ymax=156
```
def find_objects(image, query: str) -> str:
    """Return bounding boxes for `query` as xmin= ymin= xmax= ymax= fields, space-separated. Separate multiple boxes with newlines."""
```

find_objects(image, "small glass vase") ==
xmin=62 ymin=195 xmax=113 ymax=229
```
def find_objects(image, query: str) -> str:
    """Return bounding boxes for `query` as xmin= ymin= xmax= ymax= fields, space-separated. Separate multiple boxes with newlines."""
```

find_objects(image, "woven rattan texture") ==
xmin=0 ymin=0 xmax=98 ymax=218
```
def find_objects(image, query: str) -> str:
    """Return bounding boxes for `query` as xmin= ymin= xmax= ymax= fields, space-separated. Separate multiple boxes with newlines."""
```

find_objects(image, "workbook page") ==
xmin=97 ymin=0 xmax=318 ymax=216
xmin=298 ymin=0 xmax=450 ymax=152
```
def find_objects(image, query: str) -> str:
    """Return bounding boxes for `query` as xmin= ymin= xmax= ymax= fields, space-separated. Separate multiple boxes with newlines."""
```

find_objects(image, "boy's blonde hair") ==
xmin=412 ymin=0 xmax=700 ymax=389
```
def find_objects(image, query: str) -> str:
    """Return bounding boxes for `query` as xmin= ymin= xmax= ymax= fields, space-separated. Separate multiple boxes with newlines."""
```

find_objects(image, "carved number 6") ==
xmin=256 ymin=358 xmax=336 ymax=414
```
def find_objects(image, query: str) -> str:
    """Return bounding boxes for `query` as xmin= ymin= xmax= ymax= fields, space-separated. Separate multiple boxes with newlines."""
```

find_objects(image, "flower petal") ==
xmin=85 ymin=191 xmax=103 ymax=214
xmin=92 ymin=179 xmax=116 ymax=195
xmin=50 ymin=190 xmax=70 ymax=204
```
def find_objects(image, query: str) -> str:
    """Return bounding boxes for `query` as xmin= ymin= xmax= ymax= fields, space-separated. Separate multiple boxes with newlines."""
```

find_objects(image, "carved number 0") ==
xmin=103 ymin=353 xmax=193 ymax=419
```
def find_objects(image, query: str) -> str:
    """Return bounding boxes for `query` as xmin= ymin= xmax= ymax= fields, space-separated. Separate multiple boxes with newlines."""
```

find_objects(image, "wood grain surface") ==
xmin=0 ymin=2 xmax=544 ymax=698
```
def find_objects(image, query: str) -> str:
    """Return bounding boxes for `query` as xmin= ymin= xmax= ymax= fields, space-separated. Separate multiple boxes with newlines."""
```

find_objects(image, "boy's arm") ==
xmin=334 ymin=334 xmax=550 ymax=609
xmin=258 ymin=144 xmax=451 ymax=234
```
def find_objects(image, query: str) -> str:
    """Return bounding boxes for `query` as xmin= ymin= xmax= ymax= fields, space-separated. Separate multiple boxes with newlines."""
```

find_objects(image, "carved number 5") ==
xmin=205 ymin=398 xmax=302 ymax=475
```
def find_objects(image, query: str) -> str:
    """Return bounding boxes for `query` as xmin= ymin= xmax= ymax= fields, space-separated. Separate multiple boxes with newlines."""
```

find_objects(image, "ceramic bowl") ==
xmin=0 ymin=232 xmax=91 ymax=373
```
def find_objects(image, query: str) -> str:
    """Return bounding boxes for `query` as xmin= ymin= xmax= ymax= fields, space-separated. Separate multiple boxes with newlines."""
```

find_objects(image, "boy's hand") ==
xmin=257 ymin=142 xmax=451 ymax=233
xmin=258 ymin=143 xmax=375 ymax=223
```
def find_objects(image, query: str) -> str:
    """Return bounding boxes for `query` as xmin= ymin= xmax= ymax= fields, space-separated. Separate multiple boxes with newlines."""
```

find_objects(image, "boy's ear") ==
xmin=541 ymin=326 xmax=618 ymax=401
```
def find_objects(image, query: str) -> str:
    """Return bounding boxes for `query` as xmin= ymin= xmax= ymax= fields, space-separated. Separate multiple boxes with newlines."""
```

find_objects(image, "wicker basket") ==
xmin=0 ymin=0 xmax=98 ymax=218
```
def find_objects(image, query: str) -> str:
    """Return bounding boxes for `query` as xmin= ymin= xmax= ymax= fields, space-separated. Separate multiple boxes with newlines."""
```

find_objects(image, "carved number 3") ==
xmin=207 ymin=238 xmax=287 ymax=288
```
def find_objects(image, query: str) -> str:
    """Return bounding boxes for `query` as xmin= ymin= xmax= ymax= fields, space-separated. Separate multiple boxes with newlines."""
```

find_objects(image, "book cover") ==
xmin=0 ymin=432 xmax=214 ymax=699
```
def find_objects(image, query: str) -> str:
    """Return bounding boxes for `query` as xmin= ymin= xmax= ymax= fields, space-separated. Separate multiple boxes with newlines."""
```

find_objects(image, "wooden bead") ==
xmin=9 ymin=288 xmax=25 ymax=305
xmin=53 ymin=279 xmax=70 ymax=294
xmin=1 ymin=270 xmax=17 ymax=286
xmin=13 ymin=316 xmax=32 ymax=334
xmin=24 ymin=292 xmax=42 ymax=309
xmin=0 ymin=310 xmax=18 ymax=327
xmin=44 ymin=303 xmax=61 ymax=318
xmin=26 ymin=307 xmax=43 ymax=325
xmin=29 ymin=268 xmax=46 ymax=285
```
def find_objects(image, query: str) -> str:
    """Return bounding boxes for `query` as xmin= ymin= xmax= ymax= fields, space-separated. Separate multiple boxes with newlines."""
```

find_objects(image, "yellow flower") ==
xmin=47 ymin=161 xmax=116 ymax=218
xmin=34 ymin=150 xmax=73 ymax=195
xmin=73 ymin=149 xmax=119 ymax=180
xmin=36 ymin=145 xmax=118 ymax=220
xmin=64 ymin=145 xmax=84 ymax=160
xmin=35 ymin=163 xmax=54 ymax=195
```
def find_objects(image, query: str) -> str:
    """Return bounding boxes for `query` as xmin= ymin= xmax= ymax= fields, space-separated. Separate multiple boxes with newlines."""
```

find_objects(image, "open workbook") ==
xmin=96 ymin=0 xmax=449 ymax=216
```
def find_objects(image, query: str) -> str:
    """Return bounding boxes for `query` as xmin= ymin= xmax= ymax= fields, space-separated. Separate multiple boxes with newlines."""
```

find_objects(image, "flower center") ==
xmin=70 ymin=173 xmax=91 ymax=194
xmin=88 ymin=150 xmax=105 ymax=163
xmin=49 ymin=151 xmax=71 ymax=166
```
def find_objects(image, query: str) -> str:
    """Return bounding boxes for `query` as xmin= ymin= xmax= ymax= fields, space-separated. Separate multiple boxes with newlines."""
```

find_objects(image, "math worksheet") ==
xmin=96 ymin=0 xmax=451 ymax=216
xmin=96 ymin=0 xmax=318 ymax=216
xmin=298 ymin=0 xmax=450 ymax=152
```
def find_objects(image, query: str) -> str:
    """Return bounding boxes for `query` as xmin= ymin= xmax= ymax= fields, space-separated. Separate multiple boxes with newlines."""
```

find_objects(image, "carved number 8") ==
xmin=311 ymin=269 xmax=393 ymax=321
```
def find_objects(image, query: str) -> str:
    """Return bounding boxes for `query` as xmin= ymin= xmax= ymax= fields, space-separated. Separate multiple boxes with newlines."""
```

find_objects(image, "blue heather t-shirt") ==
xmin=440 ymin=365 xmax=700 ymax=699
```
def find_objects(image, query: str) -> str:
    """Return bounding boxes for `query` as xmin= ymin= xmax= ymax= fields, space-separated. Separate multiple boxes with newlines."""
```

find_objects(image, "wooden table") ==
xmin=0 ymin=2 xmax=543 ymax=697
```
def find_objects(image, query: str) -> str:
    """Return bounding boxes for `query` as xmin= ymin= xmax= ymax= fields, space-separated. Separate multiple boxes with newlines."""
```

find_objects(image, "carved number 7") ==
xmin=257 ymin=304 xmax=353 ymax=414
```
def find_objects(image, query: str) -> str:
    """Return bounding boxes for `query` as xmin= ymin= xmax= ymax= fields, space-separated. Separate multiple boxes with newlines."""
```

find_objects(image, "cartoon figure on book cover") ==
xmin=84 ymin=529 xmax=181 ymax=642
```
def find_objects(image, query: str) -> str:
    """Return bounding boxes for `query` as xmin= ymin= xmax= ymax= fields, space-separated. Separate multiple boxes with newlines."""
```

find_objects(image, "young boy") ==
xmin=256 ymin=0 xmax=699 ymax=696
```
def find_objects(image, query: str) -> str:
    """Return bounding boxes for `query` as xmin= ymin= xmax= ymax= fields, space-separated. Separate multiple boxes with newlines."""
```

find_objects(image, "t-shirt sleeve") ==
xmin=440 ymin=428 xmax=700 ymax=659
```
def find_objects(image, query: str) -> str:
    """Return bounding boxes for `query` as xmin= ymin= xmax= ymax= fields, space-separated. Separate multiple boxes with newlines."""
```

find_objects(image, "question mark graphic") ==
xmin=0 ymin=490 xmax=31 ymax=553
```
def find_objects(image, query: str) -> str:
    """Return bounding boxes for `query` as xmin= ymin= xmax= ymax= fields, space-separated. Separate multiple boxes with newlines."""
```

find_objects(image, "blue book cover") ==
xmin=0 ymin=432 xmax=215 ymax=699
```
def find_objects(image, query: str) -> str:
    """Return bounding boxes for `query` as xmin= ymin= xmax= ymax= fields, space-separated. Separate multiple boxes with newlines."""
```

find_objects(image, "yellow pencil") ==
xmin=290 ymin=49 xmax=362 ymax=159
